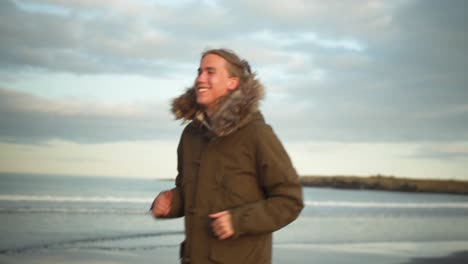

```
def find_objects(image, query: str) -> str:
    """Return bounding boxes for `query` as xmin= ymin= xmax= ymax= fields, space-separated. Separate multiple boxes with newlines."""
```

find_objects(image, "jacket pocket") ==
xmin=216 ymin=174 xmax=247 ymax=209
xmin=218 ymin=172 xmax=264 ymax=208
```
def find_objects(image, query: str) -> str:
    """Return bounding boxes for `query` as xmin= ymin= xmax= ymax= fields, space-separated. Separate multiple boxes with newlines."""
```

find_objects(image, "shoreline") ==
xmin=299 ymin=175 xmax=468 ymax=195
xmin=2 ymin=244 xmax=467 ymax=264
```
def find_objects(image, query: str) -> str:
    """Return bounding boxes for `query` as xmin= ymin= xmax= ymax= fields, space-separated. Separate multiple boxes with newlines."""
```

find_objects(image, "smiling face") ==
xmin=195 ymin=54 xmax=239 ymax=116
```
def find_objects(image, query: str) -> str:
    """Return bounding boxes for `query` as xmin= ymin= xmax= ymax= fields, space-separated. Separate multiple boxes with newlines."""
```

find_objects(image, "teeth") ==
xmin=198 ymin=88 xmax=208 ymax=92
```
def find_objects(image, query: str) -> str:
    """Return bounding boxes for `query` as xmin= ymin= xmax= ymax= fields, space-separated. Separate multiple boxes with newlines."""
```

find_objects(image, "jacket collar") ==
xmin=171 ymin=72 xmax=264 ymax=137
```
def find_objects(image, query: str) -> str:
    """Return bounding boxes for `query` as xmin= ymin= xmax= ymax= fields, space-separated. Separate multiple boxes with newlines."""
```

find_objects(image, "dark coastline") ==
xmin=402 ymin=250 xmax=468 ymax=263
xmin=299 ymin=175 xmax=468 ymax=195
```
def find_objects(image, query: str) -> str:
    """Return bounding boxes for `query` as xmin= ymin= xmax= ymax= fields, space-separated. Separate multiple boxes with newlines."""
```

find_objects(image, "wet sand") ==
xmin=0 ymin=248 xmax=179 ymax=264
xmin=2 ymin=248 xmax=467 ymax=264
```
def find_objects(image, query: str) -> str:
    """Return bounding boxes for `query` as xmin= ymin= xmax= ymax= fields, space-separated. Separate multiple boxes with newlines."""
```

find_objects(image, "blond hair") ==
xmin=201 ymin=48 xmax=252 ymax=83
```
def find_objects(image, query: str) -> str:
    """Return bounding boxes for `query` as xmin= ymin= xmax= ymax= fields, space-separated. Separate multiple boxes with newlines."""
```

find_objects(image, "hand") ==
xmin=209 ymin=210 xmax=234 ymax=240
xmin=150 ymin=190 xmax=172 ymax=217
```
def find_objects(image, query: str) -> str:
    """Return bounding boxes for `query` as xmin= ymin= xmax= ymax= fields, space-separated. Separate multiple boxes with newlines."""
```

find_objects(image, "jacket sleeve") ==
xmin=230 ymin=124 xmax=304 ymax=237
xmin=159 ymin=130 xmax=185 ymax=218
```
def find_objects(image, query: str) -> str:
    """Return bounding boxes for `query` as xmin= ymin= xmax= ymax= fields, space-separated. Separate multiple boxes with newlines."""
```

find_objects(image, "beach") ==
xmin=1 ymin=173 xmax=468 ymax=263
xmin=2 ymin=242 xmax=468 ymax=264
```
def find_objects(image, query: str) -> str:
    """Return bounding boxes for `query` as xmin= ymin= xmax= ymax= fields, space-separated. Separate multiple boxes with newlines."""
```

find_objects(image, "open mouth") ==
xmin=197 ymin=87 xmax=209 ymax=93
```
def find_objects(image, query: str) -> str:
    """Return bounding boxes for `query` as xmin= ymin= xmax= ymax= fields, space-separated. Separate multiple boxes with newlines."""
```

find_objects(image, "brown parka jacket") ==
xmin=161 ymin=68 xmax=304 ymax=264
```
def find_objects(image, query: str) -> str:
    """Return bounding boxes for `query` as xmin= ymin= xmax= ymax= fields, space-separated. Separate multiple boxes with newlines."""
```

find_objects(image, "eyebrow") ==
xmin=198 ymin=66 xmax=216 ymax=72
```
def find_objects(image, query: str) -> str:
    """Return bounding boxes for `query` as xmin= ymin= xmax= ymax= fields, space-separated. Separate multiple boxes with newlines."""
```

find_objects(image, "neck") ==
xmin=204 ymin=105 xmax=215 ymax=117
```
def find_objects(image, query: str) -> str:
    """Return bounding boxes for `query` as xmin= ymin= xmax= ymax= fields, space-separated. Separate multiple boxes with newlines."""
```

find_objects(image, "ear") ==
xmin=227 ymin=77 xmax=240 ymax=91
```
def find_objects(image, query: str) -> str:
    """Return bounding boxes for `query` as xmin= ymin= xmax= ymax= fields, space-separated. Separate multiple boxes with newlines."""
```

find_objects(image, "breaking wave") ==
xmin=2 ymin=195 xmax=468 ymax=210
xmin=0 ymin=207 xmax=147 ymax=214
xmin=0 ymin=195 xmax=150 ymax=203
xmin=305 ymin=201 xmax=468 ymax=209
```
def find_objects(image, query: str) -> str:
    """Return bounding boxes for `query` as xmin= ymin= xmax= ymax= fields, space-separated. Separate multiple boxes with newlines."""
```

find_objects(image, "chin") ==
xmin=196 ymin=98 xmax=213 ymax=107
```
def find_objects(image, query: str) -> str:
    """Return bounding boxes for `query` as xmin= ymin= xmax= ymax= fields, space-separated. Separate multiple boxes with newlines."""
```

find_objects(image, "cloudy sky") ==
xmin=0 ymin=0 xmax=467 ymax=180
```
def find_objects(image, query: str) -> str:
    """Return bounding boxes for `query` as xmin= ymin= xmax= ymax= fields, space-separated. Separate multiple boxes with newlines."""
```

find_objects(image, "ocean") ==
xmin=1 ymin=173 xmax=467 ymax=264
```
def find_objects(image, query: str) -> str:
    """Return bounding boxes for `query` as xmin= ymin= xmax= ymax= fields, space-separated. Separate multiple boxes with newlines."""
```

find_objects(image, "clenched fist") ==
xmin=150 ymin=190 xmax=172 ymax=217
xmin=209 ymin=210 xmax=234 ymax=240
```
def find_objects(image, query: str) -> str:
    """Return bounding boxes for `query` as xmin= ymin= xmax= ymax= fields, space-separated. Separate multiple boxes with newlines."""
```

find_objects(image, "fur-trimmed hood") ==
xmin=171 ymin=73 xmax=264 ymax=137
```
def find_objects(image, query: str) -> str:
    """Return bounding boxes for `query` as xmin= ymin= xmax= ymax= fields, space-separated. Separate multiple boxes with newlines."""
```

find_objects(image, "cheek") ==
xmin=209 ymin=78 xmax=221 ymax=90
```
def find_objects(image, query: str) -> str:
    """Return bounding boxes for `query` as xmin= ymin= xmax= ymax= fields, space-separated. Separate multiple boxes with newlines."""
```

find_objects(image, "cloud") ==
xmin=0 ymin=0 xmax=406 ymax=75
xmin=256 ymin=0 xmax=468 ymax=142
xmin=0 ymin=0 xmax=193 ymax=76
xmin=1 ymin=0 xmax=467 ymax=144
xmin=0 ymin=88 xmax=180 ymax=144
xmin=2 ymin=81 xmax=464 ymax=145
xmin=409 ymin=142 xmax=468 ymax=160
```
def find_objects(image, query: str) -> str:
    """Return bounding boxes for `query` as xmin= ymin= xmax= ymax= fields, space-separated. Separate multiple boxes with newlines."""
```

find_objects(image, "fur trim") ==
xmin=171 ymin=73 xmax=264 ymax=137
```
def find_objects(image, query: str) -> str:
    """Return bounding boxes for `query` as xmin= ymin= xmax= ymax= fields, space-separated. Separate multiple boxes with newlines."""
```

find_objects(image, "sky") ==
xmin=0 ymin=0 xmax=467 ymax=180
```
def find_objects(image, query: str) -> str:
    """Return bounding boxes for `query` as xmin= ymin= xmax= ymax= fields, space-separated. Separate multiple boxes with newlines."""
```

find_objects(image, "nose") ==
xmin=196 ymin=71 xmax=206 ymax=84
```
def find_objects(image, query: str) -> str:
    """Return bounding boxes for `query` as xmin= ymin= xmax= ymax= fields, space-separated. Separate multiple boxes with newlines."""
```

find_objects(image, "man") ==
xmin=151 ymin=48 xmax=303 ymax=264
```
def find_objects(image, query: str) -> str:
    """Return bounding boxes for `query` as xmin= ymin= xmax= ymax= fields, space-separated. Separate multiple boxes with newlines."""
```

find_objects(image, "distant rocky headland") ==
xmin=299 ymin=175 xmax=468 ymax=195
